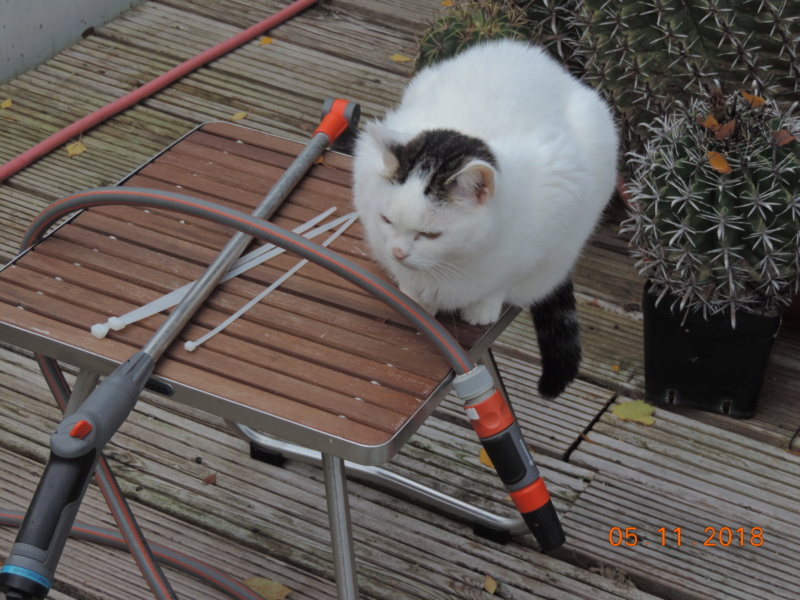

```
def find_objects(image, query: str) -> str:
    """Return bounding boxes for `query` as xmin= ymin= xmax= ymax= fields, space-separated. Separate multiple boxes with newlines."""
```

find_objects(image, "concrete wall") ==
xmin=0 ymin=0 xmax=148 ymax=83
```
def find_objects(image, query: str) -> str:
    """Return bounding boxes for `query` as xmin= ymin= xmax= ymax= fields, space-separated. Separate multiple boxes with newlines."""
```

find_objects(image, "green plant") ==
xmin=622 ymin=88 xmax=800 ymax=324
xmin=514 ymin=0 xmax=584 ymax=74
xmin=576 ymin=0 xmax=800 ymax=151
xmin=415 ymin=1 xmax=534 ymax=71
xmin=415 ymin=1 xmax=595 ymax=73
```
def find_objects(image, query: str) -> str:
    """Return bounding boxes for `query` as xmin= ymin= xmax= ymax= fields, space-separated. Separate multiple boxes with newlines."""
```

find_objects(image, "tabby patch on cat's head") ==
xmin=365 ymin=124 xmax=498 ymax=205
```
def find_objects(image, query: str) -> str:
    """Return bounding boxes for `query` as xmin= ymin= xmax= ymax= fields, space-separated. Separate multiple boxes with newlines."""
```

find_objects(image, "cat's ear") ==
xmin=364 ymin=122 xmax=402 ymax=177
xmin=447 ymin=160 xmax=496 ymax=205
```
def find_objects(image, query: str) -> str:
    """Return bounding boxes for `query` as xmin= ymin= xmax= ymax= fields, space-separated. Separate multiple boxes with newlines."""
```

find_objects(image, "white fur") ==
xmin=352 ymin=40 xmax=619 ymax=324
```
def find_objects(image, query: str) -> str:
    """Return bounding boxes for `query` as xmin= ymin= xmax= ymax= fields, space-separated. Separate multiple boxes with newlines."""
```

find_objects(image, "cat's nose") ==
xmin=391 ymin=246 xmax=409 ymax=261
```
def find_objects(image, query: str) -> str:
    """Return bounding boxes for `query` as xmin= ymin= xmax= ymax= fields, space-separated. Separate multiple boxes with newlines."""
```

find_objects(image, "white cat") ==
xmin=352 ymin=39 xmax=618 ymax=397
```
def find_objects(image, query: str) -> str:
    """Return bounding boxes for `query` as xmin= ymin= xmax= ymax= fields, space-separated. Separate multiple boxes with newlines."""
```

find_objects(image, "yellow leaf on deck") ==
xmin=259 ymin=36 xmax=273 ymax=46
xmin=0 ymin=98 xmax=12 ymax=109
xmin=390 ymin=54 xmax=413 ymax=63
xmin=478 ymin=447 xmax=494 ymax=469
xmin=242 ymin=577 xmax=292 ymax=600
xmin=707 ymin=151 xmax=732 ymax=174
xmin=611 ymin=400 xmax=655 ymax=426
xmin=611 ymin=364 xmax=621 ymax=373
xmin=66 ymin=140 xmax=87 ymax=158
xmin=442 ymin=0 xmax=454 ymax=6
xmin=484 ymin=574 xmax=498 ymax=595
xmin=231 ymin=111 xmax=248 ymax=121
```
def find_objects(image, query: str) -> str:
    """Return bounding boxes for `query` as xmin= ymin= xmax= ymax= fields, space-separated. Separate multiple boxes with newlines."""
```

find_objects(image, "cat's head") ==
xmin=357 ymin=124 xmax=498 ymax=270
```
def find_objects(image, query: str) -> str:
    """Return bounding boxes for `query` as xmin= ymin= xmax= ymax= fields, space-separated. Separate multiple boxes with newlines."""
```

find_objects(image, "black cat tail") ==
xmin=531 ymin=277 xmax=581 ymax=399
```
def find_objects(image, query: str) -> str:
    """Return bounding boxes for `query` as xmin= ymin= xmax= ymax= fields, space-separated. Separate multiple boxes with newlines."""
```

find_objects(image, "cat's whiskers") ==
xmin=425 ymin=259 xmax=467 ymax=293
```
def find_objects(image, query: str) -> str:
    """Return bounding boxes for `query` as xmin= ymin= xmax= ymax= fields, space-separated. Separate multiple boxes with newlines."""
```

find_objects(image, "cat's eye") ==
xmin=417 ymin=231 xmax=442 ymax=240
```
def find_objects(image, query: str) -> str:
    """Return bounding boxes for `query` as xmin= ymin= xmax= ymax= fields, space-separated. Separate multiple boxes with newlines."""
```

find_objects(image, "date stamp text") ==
xmin=608 ymin=526 xmax=764 ymax=547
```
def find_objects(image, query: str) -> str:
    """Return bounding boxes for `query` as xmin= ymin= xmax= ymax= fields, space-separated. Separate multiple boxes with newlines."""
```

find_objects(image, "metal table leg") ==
xmin=64 ymin=369 xmax=100 ymax=416
xmin=322 ymin=453 xmax=359 ymax=600
xmin=236 ymin=427 xmax=527 ymax=535
xmin=478 ymin=348 xmax=511 ymax=407
xmin=228 ymin=347 xmax=528 ymax=539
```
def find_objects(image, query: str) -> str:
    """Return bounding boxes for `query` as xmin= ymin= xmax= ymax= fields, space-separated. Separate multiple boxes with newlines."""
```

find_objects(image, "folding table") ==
xmin=0 ymin=122 xmax=525 ymax=598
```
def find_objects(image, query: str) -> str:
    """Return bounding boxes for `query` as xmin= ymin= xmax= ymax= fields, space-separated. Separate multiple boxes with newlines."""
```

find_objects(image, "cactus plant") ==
xmin=622 ymin=88 xmax=800 ymax=325
xmin=415 ymin=1 xmax=534 ymax=71
xmin=576 ymin=0 xmax=800 ymax=151
xmin=514 ymin=0 xmax=584 ymax=74
xmin=417 ymin=1 xmax=800 ymax=150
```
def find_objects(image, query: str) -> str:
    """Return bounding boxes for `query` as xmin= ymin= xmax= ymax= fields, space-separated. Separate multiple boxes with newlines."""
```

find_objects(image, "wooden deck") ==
xmin=1 ymin=1 xmax=798 ymax=599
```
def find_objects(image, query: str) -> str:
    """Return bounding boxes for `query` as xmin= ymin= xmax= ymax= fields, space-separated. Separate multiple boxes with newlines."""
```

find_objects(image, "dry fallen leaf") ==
xmin=231 ymin=111 xmax=248 ymax=121
xmin=0 ymin=98 xmax=12 ymax=110
xmin=771 ymin=129 xmax=797 ymax=146
xmin=611 ymin=400 xmax=656 ymax=426
xmin=707 ymin=151 xmax=732 ymax=174
xmin=484 ymin=574 xmax=498 ymax=595
xmin=259 ymin=36 xmax=273 ymax=46
xmin=697 ymin=114 xmax=719 ymax=131
xmin=741 ymin=90 xmax=766 ymax=107
xmin=478 ymin=448 xmax=494 ymax=469
xmin=66 ymin=140 xmax=87 ymax=158
xmin=714 ymin=119 xmax=736 ymax=141
xmin=442 ymin=0 xmax=454 ymax=6
xmin=314 ymin=155 xmax=325 ymax=165
xmin=390 ymin=54 xmax=413 ymax=63
xmin=243 ymin=577 xmax=292 ymax=600
xmin=611 ymin=364 xmax=621 ymax=373
xmin=203 ymin=473 xmax=217 ymax=485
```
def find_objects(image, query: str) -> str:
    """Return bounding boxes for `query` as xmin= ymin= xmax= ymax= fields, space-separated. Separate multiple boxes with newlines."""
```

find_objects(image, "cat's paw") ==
xmin=537 ymin=342 xmax=581 ymax=399
xmin=460 ymin=297 xmax=503 ymax=326
xmin=537 ymin=367 xmax=577 ymax=399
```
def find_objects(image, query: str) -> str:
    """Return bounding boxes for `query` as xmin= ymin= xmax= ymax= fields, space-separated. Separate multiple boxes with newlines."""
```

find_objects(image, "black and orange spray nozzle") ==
xmin=453 ymin=366 xmax=566 ymax=551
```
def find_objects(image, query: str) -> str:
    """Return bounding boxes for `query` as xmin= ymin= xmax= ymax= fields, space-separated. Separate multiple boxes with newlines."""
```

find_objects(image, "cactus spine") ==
xmin=622 ymin=89 xmax=800 ymax=323
xmin=514 ymin=0 xmax=584 ymax=74
xmin=415 ymin=1 xmax=533 ymax=71
xmin=576 ymin=0 xmax=800 ymax=151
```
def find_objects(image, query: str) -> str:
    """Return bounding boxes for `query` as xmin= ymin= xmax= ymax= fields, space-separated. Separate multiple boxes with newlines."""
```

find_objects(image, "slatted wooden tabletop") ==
xmin=0 ymin=121 xmax=507 ymax=464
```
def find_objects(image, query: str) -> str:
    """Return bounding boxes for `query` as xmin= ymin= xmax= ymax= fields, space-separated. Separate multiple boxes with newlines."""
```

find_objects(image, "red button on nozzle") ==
xmin=69 ymin=419 xmax=93 ymax=439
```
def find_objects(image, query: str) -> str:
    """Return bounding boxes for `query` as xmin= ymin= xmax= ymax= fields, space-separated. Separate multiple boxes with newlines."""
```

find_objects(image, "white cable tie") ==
xmin=90 ymin=323 xmax=110 ymax=339
xmin=89 ymin=208 xmax=340 ymax=338
xmin=223 ymin=207 xmax=337 ymax=277
xmin=185 ymin=213 xmax=358 ymax=351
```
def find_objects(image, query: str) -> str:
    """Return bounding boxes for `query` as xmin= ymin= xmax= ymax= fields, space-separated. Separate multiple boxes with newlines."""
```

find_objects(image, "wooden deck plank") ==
xmin=0 ymin=0 xmax=420 ymax=261
xmin=1 ymin=123 xmax=519 ymax=461
xmin=493 ymin=295 xmax=644 ymax=397
xmin=433 ymin=349 xmax=617 ymax=460
xmin=0 ymin=346 xmax=337 ymax=600
xmin=0 ymin=344 xmax=655 ymax=600
xmin=566 ymin=397 xmax=800 ymax=600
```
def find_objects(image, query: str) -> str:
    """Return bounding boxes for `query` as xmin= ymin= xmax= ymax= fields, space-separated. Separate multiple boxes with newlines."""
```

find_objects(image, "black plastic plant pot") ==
xmin=642 ymin=284 xmax=781 ymax=419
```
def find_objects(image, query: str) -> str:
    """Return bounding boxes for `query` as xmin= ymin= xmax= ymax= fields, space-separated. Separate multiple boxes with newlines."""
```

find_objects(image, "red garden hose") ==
xmin=0 ymin=0 xmax=320 ymax=184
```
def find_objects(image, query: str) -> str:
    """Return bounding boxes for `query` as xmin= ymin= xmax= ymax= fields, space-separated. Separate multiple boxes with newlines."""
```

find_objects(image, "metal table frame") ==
xmin=0 ymin=124 xmax=527 ymax=599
